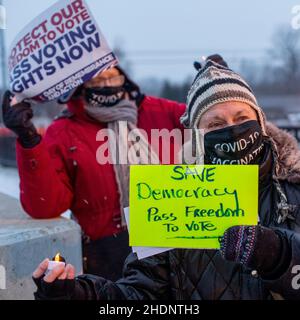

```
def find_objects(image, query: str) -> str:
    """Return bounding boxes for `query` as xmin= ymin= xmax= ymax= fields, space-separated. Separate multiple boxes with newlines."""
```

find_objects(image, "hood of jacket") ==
xmin=266 ymin=122 xmax=300 ymax=183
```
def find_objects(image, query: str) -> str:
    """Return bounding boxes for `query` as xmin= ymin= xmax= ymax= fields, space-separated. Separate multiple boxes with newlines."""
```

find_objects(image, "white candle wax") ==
xmin=46 ymin=260 xmax=65 ymax=275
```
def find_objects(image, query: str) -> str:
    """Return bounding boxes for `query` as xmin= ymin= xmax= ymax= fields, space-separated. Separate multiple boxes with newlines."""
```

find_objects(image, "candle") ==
xmin=46 ymin=253 xmax=66 ymax=275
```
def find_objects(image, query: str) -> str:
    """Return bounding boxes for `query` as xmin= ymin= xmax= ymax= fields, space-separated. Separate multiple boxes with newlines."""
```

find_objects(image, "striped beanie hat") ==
xmin=180 ymin=60 xmax=267 ymax=135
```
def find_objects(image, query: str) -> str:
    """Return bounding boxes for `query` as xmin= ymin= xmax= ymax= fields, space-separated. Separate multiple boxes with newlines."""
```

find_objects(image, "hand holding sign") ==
xmin=2 ymin=91 xmax=41 ymax=148
xmin=220 ymin=225 xmax=286 ymax=276
xmin=129 ymin=165 xmax=259 ymax=249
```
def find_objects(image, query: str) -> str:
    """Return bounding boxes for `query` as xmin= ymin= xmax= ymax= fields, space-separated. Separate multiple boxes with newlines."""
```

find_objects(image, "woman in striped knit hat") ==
xmin=32 ymin=58 xmax=300 ymax=300
xmin=181 ymin=58 xmax=268 ymax=166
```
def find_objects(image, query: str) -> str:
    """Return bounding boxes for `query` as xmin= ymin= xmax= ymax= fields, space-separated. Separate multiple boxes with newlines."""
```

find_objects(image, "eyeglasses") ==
xmin=86 ymin=75 xmax=126 ymax=88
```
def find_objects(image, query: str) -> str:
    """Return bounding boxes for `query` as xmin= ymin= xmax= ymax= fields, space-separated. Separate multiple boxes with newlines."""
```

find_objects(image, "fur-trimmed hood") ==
xmin=266 ymin=122 xmax=300 ymax=183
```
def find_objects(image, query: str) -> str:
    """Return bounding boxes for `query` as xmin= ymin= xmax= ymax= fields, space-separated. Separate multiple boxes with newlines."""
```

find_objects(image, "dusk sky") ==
xmin=3 ymin=0 xmax=300 ymax=82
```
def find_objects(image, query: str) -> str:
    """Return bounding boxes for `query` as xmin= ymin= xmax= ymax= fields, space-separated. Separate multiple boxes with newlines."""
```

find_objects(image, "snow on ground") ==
xmin=0 ymin=165 xmax=70 ymax=218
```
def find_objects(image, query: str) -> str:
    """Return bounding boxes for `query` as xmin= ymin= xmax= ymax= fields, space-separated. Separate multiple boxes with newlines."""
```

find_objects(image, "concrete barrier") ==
xmin=0 ymin=192 xmax=82 ymax=300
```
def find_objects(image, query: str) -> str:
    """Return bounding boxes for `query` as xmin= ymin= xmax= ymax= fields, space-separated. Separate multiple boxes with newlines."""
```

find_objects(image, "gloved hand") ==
xmin=194 ymin=54 xmax=228 ymax=71
xmin=220 ymin=225 xmax=291 ymax=278
xmin=32 ymin=258 xmax=76 ymax=300
xmin=2 ymin=91 xmax=41 ymax=148
xmin=33 ymin=276 xmax=75 ymax=300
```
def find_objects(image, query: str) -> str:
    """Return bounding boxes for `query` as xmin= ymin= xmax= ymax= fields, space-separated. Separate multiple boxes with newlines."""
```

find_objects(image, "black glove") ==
xmin=2 ymin=91 xmax=41 ymax=148
xmin=33 ymin=275 xmax=76 ymax=300
xmin=194 ymin=54 xmax=228 ymax=71
xmin=220 ymin=225 xmax=291 ymax=279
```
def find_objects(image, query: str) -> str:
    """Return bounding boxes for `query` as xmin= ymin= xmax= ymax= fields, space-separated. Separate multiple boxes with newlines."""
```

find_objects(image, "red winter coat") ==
xmin=16 ymin=96 xmax=186 ymax=240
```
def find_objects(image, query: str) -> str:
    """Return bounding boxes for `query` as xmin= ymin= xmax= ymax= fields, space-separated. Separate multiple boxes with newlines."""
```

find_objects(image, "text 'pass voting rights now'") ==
xmin=9 ymin=0 xmax=117 ymax=103
xmin=129 ymin=165 xmax=258 ymax=249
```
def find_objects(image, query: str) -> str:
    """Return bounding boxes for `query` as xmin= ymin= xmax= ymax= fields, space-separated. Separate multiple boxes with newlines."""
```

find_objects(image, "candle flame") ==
xmin=54 ymin=253 xmax=61 ymax=262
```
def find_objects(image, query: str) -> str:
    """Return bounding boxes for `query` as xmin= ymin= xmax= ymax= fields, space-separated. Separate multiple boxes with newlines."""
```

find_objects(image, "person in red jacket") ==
xmin=2 ymin=65 xmax=186 ymax=280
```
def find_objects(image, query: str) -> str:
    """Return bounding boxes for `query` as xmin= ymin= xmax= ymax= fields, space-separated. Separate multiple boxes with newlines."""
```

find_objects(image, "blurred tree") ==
xmin=239 ymin=26 xmax=300 ymax=95
xmin=268 ymin=26 xmax=300 ymax=93
xmin=159 ymin=78 xmax=192 ymax=103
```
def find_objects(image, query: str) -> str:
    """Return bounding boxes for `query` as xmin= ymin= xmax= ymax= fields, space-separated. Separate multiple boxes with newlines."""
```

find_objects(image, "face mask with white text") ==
xmin=204 ymin=120 xmax=265 ymax=165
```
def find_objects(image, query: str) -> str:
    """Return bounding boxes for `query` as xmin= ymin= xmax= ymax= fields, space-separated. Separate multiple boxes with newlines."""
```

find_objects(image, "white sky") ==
xmin=2 ymin=0 xmax=300 ymax=82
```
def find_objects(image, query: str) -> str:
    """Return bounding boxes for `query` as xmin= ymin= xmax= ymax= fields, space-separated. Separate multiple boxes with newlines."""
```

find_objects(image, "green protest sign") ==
xmin=129 ymin=165 xmax=258 ymax=249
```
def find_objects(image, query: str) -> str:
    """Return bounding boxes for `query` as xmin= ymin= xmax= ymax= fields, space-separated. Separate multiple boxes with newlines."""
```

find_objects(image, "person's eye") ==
xmin=236 ymin=116 xmax=249 ymax=122
xmin=207 ymin=122 xmax=224 ymax=129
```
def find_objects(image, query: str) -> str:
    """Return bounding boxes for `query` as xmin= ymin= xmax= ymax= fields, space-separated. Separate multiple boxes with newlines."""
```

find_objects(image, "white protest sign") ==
xmin=124 ymin=207 xmax=172 ymax=260
xmin=8 ymin=0 xmax=118 ymax=103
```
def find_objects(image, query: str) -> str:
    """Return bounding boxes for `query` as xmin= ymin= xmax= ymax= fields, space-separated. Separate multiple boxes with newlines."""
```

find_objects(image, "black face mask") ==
xmin=204 ymin=120 xmax=265 ymax=165
xmin=84 ymin=86 xmax=126 ymax=107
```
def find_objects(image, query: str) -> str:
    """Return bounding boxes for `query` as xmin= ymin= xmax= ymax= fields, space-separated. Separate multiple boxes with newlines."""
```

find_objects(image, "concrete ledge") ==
xmin=0 ymin=192 xmax=82 ymax=300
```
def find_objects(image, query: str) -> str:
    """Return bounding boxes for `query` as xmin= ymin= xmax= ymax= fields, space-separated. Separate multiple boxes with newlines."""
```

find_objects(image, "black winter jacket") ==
xmin=46 ymin=123 xmax=300 ymax=300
